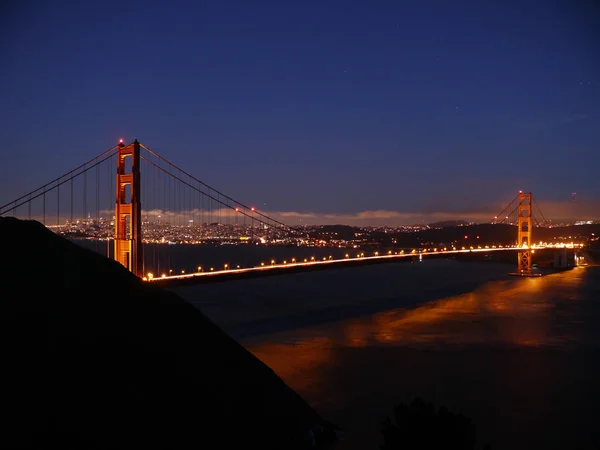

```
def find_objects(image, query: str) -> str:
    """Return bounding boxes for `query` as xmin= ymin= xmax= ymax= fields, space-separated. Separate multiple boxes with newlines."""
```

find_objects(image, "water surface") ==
xmin=174 ymin=261 xmax=600 ymax=449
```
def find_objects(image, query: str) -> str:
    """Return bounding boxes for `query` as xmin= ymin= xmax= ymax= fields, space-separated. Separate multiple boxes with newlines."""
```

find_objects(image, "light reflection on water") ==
xmin=241 ymin=266 xmax=599 ymax=450
xmin=366 ymin=276 xmax=562 ymax=348
xmin=247 ymin=267 xmax=587 ymax=353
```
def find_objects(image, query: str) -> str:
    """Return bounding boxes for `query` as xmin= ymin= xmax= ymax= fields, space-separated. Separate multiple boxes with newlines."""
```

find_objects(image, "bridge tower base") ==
xmin=114 ymin=139 xmax=143 ymax=278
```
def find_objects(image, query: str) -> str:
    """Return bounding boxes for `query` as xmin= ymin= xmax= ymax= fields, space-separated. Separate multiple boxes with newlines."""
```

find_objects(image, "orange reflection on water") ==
xmin=341 ymin=319 xmax=372 ymax=347
xmin=246 ymin=269 xmax=586 ymax=405
xmin=247 ymin=336 xmax=333 ymax=393
xmin=242 ymin=268 xmax=590 ymax=450
xmin=367 ymin=271 xmax=583 ymax=348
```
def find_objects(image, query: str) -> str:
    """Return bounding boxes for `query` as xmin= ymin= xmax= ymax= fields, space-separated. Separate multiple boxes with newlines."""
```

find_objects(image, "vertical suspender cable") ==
xmin=107 ymin=155 xmax=112 ymax=258
xmin=95 ymin=164 xmax=100 ymax=252
xmin=83 ymin=168 xmax=87 ymax=222
xmin=56 ymin=179 xmax=60 ymax=226
xmin=70 ymin=176 xmax=74 ymax=224
xmin=96 ymin=164 xmax=100 ymax=224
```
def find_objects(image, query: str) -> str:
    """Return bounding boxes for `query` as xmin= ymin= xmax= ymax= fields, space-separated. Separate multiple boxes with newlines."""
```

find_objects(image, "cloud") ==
xmin=96 ymin=207 xmax=495 ymax=226
xmin=278 ymin=211 xmax=318 ymax=218
xmin=264 ymin=199 xmax=600 ymax=226
xmin=110 ymin=200 xmax=600 ymax=226
xmin=532 ymin=199 xmax=600 ymax=222
xmin=267 ymin=209 xmax=497 ymax=226
xmin=28 ymin=199 xmax=600 ymax=228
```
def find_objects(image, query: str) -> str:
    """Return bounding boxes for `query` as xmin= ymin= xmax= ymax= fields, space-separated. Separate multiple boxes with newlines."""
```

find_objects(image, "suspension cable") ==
xmin=490 ymin=194 xmax=518 ymax=224
xmin=0 ymin=149 xmax=118 ymax=216
xmin=140 ymin=155 xmax=298 ymax=233
xmin=139 ymin=143 xmax=294 ymax=231
xmin=0 ymin=145 xmax=119 ymax=213
xmin=533 ymin=198 xmax=548 ymax=226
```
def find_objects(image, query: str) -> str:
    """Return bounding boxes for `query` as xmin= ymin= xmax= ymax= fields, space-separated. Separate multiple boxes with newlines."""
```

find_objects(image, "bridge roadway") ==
xmin=146 ymin=244 xmax=582 ymax=287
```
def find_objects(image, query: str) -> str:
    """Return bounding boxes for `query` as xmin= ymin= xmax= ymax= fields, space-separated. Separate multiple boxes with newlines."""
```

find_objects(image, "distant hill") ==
xmin=428 ymin=220 xmax=469 ymax=228
xmin=309 ymin=222 xmax=600 ymax=248
xmin=0 ymin=217 xmax=336 ymax=449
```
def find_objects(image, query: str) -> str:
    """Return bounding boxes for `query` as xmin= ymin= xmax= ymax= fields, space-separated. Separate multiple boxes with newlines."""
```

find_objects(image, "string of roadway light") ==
xmin=143 ymin=241 xmax=585 ymax=282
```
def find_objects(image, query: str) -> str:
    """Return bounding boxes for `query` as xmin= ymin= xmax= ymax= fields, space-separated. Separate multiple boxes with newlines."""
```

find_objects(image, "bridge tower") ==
xmin=114 ymin=139 xmax=143 ymax=277
xmin=516 ymin=191 xmax=533 ymax=275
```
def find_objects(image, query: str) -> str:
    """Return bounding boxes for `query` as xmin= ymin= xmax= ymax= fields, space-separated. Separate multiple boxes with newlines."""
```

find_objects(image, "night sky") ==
xmin=1 ymin=0 xmax=599 ymax=225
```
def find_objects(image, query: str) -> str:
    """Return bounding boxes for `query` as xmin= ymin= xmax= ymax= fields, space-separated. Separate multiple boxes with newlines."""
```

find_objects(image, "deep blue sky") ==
xmin=1 ymin=0 xmax=599 ymax=224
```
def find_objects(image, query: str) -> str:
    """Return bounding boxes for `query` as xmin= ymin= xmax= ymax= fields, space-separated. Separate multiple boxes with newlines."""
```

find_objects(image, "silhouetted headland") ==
xmin=0 ymin=217 xmax=336 ymax=449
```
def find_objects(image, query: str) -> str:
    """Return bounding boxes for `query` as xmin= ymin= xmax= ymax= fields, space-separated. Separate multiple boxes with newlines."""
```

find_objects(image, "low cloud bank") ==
xmin=43 ymin=198 xmax=600 ymax=227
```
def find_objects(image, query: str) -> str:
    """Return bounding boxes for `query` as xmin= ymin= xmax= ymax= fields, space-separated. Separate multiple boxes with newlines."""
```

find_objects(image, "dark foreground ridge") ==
xmin=0 ymin=218 xmax=336 ymax=449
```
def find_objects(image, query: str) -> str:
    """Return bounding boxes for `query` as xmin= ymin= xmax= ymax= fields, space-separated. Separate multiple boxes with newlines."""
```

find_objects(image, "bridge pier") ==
xmin=553 ymin=248 xmax=576 ymax=269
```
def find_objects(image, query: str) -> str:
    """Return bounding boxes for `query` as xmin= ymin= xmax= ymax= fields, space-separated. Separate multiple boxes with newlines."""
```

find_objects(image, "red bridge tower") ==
xmin=516 ymin=191 xmax=533 ymax=275
xmin=114 ymin=139 xmax=143 ymax=277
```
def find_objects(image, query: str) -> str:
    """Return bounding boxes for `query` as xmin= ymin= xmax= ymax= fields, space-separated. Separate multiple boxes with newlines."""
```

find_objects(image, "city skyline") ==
xmin=1 ymin=1 xmax=599 ymax=224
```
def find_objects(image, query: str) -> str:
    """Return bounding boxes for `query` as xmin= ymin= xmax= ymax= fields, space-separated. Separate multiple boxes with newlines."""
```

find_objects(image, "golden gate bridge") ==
xmin=0 ymin=139 xmax=581 ymax=281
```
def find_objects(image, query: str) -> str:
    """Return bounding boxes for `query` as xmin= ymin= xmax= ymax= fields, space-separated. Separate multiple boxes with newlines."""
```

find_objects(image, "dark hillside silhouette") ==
xmin=0 ymin=217 xmax=336 ymax=449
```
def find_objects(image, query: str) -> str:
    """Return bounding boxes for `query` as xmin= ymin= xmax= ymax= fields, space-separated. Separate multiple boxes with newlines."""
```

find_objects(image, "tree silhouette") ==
xmin=380 ymin=397 xmax=490 ymax=450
